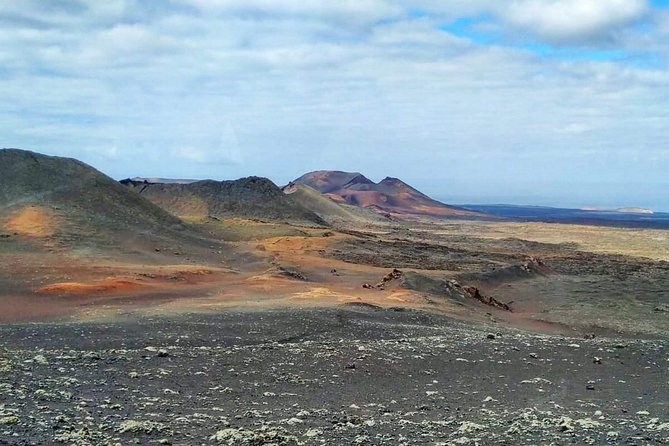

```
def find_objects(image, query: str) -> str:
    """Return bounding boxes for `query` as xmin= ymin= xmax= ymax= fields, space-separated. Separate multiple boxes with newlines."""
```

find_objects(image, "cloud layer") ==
xmin=1 ymin=0 xmax=668 ymax=209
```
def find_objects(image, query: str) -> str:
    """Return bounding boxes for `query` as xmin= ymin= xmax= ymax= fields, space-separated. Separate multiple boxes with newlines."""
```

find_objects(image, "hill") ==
xmin=282 ymin=182 xmax=388 ymax=225
xmin=293 ymin=170 xmax=483 ymax=219
xmin=122 ymin=177 xmax=326 ymax=226
xmin=0 ymin=149 xmax=197 ymax=253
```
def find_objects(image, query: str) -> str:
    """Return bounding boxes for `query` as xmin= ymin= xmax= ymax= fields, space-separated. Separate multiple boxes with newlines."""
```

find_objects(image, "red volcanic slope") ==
xmin=293 ymin=171 xmax=482 ymax=218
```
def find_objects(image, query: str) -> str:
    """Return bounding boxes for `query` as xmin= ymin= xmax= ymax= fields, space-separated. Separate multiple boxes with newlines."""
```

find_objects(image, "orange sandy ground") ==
xmin=4 ymin=206 xmax=59 ymax=237
xmin=0 ymin=229 xmax=570 ymax=334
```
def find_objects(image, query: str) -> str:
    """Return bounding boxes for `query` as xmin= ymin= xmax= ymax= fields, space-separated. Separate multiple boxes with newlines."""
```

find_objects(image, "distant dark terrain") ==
xmin=463 ymin=204 xmax=669 ymax=229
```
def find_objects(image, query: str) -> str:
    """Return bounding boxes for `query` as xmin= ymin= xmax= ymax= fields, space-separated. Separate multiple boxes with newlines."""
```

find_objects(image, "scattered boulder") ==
xmin=463 ymin=286 xmax=511 ymax=311
xmin=375 ymin=268 xmax=403 ymax=289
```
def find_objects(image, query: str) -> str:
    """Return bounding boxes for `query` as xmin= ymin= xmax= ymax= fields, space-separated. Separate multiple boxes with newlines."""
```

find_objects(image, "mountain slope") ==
xmin=294 ymin=170 xmax=483 ymax=219
xmin=0 ymin=149 xmax=193 ymax=252
xmin=122 ymin=177 xmax=326 ymax=226
xmin=282 ymin=182 xmax=387 ymax=225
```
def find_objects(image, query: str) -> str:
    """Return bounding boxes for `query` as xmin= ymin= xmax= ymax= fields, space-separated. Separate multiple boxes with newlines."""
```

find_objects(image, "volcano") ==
xmin=293 ymin=170 xmax=483 ymax=219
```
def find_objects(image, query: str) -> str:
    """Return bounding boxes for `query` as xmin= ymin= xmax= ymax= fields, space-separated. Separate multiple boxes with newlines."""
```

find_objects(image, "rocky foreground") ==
xmin=0 ymin=308 xmax=668 ymax=445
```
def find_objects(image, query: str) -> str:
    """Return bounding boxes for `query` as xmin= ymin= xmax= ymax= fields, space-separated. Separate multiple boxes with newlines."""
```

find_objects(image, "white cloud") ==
xmin=503 ymin=0 xmax=649 ymax=44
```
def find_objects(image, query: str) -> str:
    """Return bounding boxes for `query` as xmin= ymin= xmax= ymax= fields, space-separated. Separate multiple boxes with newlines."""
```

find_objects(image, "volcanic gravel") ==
xmin=1 ymin=308 xmax=668 ymax=445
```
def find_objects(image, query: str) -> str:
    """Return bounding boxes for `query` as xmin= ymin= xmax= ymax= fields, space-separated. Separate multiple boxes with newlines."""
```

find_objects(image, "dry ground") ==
xmin=2 ymin=216 xmax=669 ymax=445
xmin=2 ymin=216 xmax=669 ymax=337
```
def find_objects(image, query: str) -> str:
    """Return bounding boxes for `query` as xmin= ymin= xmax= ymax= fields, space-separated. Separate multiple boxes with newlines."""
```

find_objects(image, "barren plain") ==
xmin=1 ymin=150 xmax=668 ymax=445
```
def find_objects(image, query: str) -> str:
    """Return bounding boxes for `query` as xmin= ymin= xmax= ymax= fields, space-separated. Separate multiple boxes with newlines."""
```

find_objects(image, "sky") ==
xmin=1 ymin=1 xmax=668 ymax=210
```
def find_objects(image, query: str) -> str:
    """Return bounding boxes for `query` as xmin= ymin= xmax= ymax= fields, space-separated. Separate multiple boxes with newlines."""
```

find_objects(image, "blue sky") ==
xmin=1 ymin=0 xmax=668 ymax=210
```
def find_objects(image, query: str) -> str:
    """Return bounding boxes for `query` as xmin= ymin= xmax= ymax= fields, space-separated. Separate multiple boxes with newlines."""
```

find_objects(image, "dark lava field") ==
xmin=1 ymin=308 xmax=668 ymax=445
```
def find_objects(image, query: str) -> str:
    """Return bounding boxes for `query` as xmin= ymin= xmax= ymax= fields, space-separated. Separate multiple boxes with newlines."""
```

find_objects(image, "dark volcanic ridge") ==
xmin=121 ymin=177 xmax=326 ymax=226
xmin=293 ymin=170 xmax=485 ymax=219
